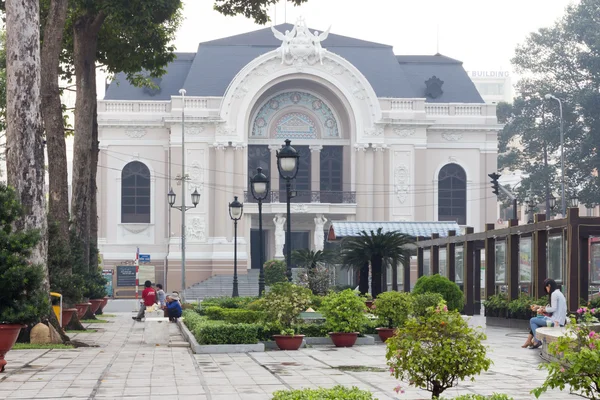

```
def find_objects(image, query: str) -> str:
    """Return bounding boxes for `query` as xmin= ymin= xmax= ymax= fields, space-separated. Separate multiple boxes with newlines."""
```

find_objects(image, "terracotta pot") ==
xmin=61 ymin=309 xmax=77 ymax=328
xmin=75 ymin=303 xmax=91 ymax=320
xmin=100 ymin=297 xmax=109 ymax=311
xmin=89 ymin=299 xmax=103 ymax=314
xmin=365 ymin=300 xmax=374 ymax=309
xmin=0 ymin=324 xmax=25 ymax=373
xmin=273 ymin=335 xmax=305 ymax=351
xmin=328 ymin=332 xmax=359 ymax=347
xmin=376 ymin=327 xmax=396 ymax=342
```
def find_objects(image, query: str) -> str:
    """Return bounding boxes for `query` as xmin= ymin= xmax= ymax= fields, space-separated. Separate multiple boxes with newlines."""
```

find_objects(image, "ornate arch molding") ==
xmin=251 ymin=90 xmax=340 ymax=139
xmin=219 ymin=50 xmax=381 ymax=142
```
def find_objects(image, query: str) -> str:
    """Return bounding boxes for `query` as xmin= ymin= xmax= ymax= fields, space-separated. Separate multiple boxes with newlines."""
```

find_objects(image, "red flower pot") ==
xmin=100 ymin=297 xmax=109 ymax=311
xmin=61 ymin=308 xmax=77 ymax=328
xmin=273 ymin=335 xmax=305 ymax=351
xmin=89 ymin=299 xmax=103 ymax=315
xmin=365 ymin=300 xmax=374 ymax=309
xmin=328 ymin=332 xmax=359 ymax=347
xmin=75 ymin=303 xmax=91 ymax=320
xmin=0 ymin=324 xmax=25 ymax=373
xmin=376 ymin=327 xmax=396 ymax=342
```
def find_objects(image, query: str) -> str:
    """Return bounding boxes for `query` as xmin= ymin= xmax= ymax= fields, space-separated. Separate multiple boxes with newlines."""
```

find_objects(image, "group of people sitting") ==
xmin=132 ymin=280 xmax=183 ymax=322
xmin=522 ymin=278 xmax=567 ymax=349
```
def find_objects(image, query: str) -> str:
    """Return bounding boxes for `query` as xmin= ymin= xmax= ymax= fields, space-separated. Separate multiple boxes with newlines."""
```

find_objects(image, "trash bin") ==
xmin=50 ymin=292 xmax=62 ymax=327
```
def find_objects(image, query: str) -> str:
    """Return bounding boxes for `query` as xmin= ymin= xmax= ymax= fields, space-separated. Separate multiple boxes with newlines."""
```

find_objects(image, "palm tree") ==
xmin=340 ymin=228 xmax=414 ymax=297
xmin=291 ymin=249 xmax=338 ymax=294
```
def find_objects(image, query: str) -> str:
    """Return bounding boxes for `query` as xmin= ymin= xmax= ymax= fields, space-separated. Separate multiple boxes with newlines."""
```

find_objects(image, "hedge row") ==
xmin=203 ymin=306 xmax=265 ymax=324
xmin=272 ymin=386 xmax=375 ymax=400
xmin=183 ymin=310 xmax=260 ymax=345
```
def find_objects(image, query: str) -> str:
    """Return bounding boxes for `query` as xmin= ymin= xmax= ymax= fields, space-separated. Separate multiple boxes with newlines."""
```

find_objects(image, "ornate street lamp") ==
xmin=229 ymin=196 xmax=244 ymax=297
xmin=167 ymin=186 xmax=200 ymax=300
xmin=549 ymin=194 xmax=557 ymax=210
xmin=570 ymin=196 xmax=579 ymax=208
xmin=250 ymin=167 xmax=270 ymax=296
xmin=276 ymin=139 xmax=300 ymax=281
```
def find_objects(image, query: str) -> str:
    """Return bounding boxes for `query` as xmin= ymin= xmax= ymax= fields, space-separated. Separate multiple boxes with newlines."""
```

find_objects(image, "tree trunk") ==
xmin=5 ymin=0 xmax=48 ymax=274
xmin=70 ymin=13 xmax=105 ymax=274
xmin=371 ymin=256 xmax=383 ymax=298
xmin=41 ymin=0 xmax=71 ymax=272
xmin=392 ymin=260 xmax=398 ymax=292
xmin=358 ymin=262 xmax=369 ymax=295
xmin=89 ymin=103 xmax=99 ymax=270
xmin=66 ymin=313 xmax=86 ymax=331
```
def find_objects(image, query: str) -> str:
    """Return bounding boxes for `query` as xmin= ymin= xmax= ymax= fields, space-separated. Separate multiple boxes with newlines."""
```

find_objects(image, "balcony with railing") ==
xmin=244 ymin=190 xmax=356 ymax=204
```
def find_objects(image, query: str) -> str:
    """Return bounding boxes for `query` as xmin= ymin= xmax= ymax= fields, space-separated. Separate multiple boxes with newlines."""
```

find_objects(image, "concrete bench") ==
xmin=144 ymin=310 xmax=170 ymax=345
xmin=536 ymin=323 xmax=600 ymax=361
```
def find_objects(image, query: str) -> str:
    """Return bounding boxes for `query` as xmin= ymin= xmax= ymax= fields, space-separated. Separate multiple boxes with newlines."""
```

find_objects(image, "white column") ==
xmin=214 ymin=144 xmax=227 ymax=239
xmin=365 ymin=145 xmax=375 ymax=221
xmin=373 ymin=144 xmax=387 ymax=221
xmin=354 ymin=144 xmax=368 ymax=220
xmin=309 ymin=145 xmax=322 ymax=201
xmin=233 ymin=143 xmax=247 ymax=236
xmin=225 ymin=145 xmax=235 ymax=240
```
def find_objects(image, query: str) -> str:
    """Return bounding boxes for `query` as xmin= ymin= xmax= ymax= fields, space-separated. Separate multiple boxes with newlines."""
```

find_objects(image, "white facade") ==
xmin=97 ymin=21 xmax=500 ymax=290
xmin=467 ymin=70 xmax=513 ymax=104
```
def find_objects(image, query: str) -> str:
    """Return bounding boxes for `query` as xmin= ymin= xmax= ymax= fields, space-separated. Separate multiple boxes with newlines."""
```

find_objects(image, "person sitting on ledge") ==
xmin=528 ymin=278 xmax=567 ymax=349
xmin=166 ymin=294 xmax=183 ymax=322
xmin=133 ymin=280 xmax=157 ymax=322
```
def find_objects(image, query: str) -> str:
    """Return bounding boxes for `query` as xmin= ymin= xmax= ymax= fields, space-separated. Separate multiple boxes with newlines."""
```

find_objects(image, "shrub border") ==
xmin=178 ymin=318 xmax=265 ymax=354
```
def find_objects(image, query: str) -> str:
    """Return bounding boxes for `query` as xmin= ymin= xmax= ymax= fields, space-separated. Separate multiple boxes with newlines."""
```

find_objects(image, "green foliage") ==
xmin=309 ymin=294 xmax=325 ymax=310
xmin=0 ymin=184 xmax=49 ymax=324
xmin=507 ymin=294 xmax=545 ymax=320
xmin=295 ymin=265 xmax=332 ymax=295
xmin=199 ymin=296 xmax=256 ymax=311
xmin=373 ymin=291 xmax=413 ymax=328
xmin=386 ymin=303 xmax=491 ymax=399
xmin=262 ymin=282 xmax=312 ymax=334
xmin=362 ymin=318 xmax=382 ymax=334
xmin=297 ymin=323 xmax=329 ymax=338
xmin=213 ymin=0 xmax=309 ymax=25
xmin=182 ymin=310 xmax=259 ymax=345
xmin=271 ymin=385 xmax=374 ymax=400
xmin=532 ymin=310 xmax=600 ymax=399
xmin=320 ymin=289 xmax=369 ymax=333
xmin=413 ymin=274 xmax=464 ymax=312
xmin=412 ymin=293 xmax=445 ymax=318
xmin=264 ymin=259 xmax=288 ymax=285
xmin=483 ymin=293 xmax=509 ymax=318
xmin=83 ymin=266 xmax=108 ymax=300
xmin=203 ymin=306 xmax=264 ymax=324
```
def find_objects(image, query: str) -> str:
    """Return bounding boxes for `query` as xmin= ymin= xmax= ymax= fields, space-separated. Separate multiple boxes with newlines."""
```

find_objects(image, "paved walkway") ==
xmin=0 ymin=306 xmax=576 ymax=400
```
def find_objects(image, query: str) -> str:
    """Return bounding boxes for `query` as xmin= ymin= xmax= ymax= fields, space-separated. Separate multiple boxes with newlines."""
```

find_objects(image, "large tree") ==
xmin=504 ymin=0 xmax=600 ymax=208
xmin=214 ymin=0 xmax=308 ymax=24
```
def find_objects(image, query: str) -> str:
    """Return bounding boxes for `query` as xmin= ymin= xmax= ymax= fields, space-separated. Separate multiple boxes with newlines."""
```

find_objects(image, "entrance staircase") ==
xmin=183 ymin=269 xmax=261 ymax=301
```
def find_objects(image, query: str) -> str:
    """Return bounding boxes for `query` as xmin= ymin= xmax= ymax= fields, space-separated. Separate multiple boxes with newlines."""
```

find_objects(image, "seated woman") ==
xmin=165 ymin=294 xmax=183 ymax=322
xmin=522 ymin=305 xmax=550 ymax=348
xmin=528 ymin=278 xmax=567 ymax=349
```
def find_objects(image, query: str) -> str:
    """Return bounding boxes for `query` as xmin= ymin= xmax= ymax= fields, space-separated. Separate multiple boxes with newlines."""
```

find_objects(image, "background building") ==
xmin=467 ymin=70 xmax=513 ymax=104
xmin=98 ymin=20 xmax=501 ymax=292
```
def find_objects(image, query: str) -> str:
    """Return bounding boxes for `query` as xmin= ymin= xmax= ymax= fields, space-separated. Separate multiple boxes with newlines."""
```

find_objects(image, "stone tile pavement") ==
xmin=0 ymin=309 xmax=582 ymax=400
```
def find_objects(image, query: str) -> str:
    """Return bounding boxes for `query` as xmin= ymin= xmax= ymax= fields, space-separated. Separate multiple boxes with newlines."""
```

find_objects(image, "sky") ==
xmin=175 ymin=0 xmax=575 ymax=71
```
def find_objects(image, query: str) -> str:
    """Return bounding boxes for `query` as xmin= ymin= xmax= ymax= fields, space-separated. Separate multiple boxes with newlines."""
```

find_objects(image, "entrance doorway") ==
xmin=283 ymin=231 xmax=310 ymax=263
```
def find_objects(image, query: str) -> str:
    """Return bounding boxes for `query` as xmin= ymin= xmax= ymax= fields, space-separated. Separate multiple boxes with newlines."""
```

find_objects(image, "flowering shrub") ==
xmin=262 ymin=282 xmax=312 ymax=335
xmin=386 ymin=303 xmax=490 ymax=399
xmin=532 ymin=310 xmax=600 ymax=399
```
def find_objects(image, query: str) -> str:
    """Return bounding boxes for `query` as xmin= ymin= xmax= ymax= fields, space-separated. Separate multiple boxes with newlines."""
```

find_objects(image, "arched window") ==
xmin=121 ymin=161 xmax=151 ymax=223
xmin=438 ymin=163 xmax=466 ymax=225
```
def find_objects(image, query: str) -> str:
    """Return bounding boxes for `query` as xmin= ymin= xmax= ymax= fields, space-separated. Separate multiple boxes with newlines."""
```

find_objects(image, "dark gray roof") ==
xmin=104 ymin=25 xmax=483 ymax=103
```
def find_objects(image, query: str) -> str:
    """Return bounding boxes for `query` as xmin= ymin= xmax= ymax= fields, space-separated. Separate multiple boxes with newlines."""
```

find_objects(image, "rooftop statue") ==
xmin=272 ymin=17 xmax=330 ymax=66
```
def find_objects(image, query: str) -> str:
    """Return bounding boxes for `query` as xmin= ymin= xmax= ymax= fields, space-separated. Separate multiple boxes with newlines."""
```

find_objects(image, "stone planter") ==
xmin=486 ymin=316 xmax=531 ymax=330
xmin=61 ymin=308 xmax=77 ymax=328
xmin=100 ymin=297 xmax=109 ymax=312
xmin=89 ymin=299 xmax=103 ymax=315
xmin=375 ymin=327 xmax=395 ymax=342
xmin=75 ymin=303 xmax=91 ymax=320
xmin=0 ymin=324 xmax=24 ymax=372
xmin=273 ymin=335 xmax=305 ymax=350
xmin=329 ymin=332 xmax=359 ymax=347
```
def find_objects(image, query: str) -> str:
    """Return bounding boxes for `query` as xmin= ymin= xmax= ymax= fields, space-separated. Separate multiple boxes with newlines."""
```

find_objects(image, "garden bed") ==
xmin=536 ymin=323 xmax=600 ymax=362
xmin=178 ymin=318 xmax=265 ymax=354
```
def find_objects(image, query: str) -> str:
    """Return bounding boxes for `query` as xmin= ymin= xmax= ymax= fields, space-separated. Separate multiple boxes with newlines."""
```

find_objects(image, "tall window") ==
xmin=247 ymin=145 xmax=270 ymax=202
xmin=438 ymin=163 xmax=466 ymax=225
xmin=280 ymin=145 xmax=310 ymax=202
xmin=320 ymin=146 xmax=343 ymax=203
xmin=121 ymin=161 xmax=151 ymax=223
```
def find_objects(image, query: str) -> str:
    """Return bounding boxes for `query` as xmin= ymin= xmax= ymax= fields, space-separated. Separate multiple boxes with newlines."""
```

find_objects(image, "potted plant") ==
xmin=263 ymin=282 xmax=312 ymax=350
xmin=372 ymin=291 xmax=413 ymax=342
xmin=0 ymin=184 xmax=48 ymax=372
xmin=364 ymin=293 xmax=374 ymax=309
xmin=86 ymin=268 xmax=108 ymax=315
xmin=321 ymin=289 xmax=369 ymax=347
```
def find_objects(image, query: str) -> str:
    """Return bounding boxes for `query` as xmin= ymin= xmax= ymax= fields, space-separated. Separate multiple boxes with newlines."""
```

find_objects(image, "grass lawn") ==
xmin=12 ymin=343 xmax=74 ymax=350
xmin=66 ymin=329 xmax=97 ymax=333
xmin=98 ymin=314 xmax=116 ymax=317
xmin=80 ymin=319 xmax=108 ymax=324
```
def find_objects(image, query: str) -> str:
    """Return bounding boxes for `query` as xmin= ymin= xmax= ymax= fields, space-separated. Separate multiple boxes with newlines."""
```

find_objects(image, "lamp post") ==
xmin=276 ymin=139 xmax=300 ymax=281
xmin=250 ymin=167 xmax=270 ymax=296
xmin=229 ymin=196 xmax=244 ymax=297
xmin=525 ymin=196 xmax=535 ymax=224
xmin=569 ymin=196 xmax=579 ymax=208
xmin=167 ymin=187 xmax=200 ymax=300
xmin=545 ymin=94 xmax=565 ymax=216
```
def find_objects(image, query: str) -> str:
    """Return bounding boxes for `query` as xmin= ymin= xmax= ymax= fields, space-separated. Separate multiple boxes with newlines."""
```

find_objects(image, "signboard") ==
xmin=519 ymin=237 xmax=532 ymax=283
xmin=468 ymin=71 xmax=510 ymax=78
xmin=138 ymin=265 xmax=155 ymax=285
xmin=103 ymin=271 xmax=114 ymax=297
xmin=591 ymin=241 xmax=600 ymax=284
xmin=116 ymin=265 xmax=137 ymax=287
xmin=139 ymin=254 xmax=151 ymax=262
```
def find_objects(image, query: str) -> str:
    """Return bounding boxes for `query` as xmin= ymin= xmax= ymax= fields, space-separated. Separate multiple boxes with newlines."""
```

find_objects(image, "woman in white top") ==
xmin=529 ymin=278 xmax=567 ymax=349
